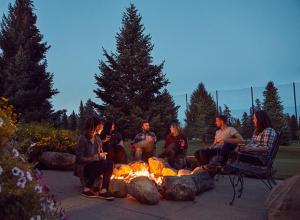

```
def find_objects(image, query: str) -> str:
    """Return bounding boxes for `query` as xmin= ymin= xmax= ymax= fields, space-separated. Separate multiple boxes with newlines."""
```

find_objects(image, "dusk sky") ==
xmin=1 ymin=0 xmax=300 ymax=121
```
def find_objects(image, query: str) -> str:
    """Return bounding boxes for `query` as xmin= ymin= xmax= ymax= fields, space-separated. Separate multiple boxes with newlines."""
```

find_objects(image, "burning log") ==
xmin=178 ymin=169 xmax=193 ymax=176
xmin=148 ymin=157 xmax=165 ymax=175
xmin=128 ymin=176 xmax=160 ymax=205
xmin=130 ymin=161 xmax=149 ymax=172
xmin=161 ymin=167 xmax=177 ymax=176
xmin=112 ymin=164 xmax=132 ymax=177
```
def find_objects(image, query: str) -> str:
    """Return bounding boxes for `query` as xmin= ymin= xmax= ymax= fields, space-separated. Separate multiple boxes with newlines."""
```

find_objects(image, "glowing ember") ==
xmin=111 ymin=168 xmax=163 ymax=185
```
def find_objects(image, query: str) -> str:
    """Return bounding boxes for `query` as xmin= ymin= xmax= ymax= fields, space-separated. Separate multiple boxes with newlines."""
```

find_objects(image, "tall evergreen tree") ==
xmin=254 ymin=98 xmax=262 ymax=111
xmin=240 ymin=112 xmax=253 ymax=139
xmin=78 ymin=100 xmax=85 ymax=132
xmin=0 ymin=0 xmax=58 ymax=122
xmin=62 ymin=111 xmax=68 ymax=130
xmin=263 ymin=81 xmax=289 ymax=144
xmin=94 ymin=4 xmax=173 ymax=138
xmin=185 ymin=83 xmax=217 ymax=142
xmin=288 ymin=115 xmax=298 ymax=140
xmin=222 ymin=104 xmax=232 ymax=126
xmin=68 ymin=111 xmax=77 ymax=131
xmin=262 ymin=81 xmax=285 ymax=129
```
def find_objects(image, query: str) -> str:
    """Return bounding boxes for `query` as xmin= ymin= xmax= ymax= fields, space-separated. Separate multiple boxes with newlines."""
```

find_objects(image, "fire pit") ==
xmin=109 ymin=157 xmax=215 ymax=205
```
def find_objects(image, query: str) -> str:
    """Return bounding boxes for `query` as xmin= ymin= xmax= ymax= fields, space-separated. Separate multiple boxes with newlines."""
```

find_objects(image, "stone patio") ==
xmin=44 ymin=170 xmax=272 ymax=220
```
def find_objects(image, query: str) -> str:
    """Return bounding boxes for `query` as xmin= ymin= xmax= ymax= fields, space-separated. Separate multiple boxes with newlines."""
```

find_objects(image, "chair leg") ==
xmin=237 ymin=174 xmax=244 ymax=198
xmin=229 ymin=175 xmax=237 ymax=206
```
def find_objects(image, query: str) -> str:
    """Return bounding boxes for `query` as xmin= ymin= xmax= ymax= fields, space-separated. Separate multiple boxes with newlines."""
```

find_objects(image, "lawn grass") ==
xmin=124 ymin=140 xmax=300 ymax=179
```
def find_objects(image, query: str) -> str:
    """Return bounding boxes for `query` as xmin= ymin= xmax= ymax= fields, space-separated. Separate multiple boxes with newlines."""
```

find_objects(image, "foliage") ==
xmin=0 ymin=0 xmax=58 ymax=122
xmin=94 ymin=4 xmax=177 ymax=139
xmin=185 ymin=83 xmax=217 ymax=142
xmin=14 ymin=123 xmax=78 ymax=161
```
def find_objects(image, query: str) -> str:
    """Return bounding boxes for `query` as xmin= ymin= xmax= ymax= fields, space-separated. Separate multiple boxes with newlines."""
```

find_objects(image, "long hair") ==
xmin=170 ymin=121 xmax=182 ymax=136
xmin=254 ymin=110 xmax=273 ymax=135
xmin=100 ymin=119 xmax=114 ymax=140
xmin=84 ymin=116 xmax=102 ymax=140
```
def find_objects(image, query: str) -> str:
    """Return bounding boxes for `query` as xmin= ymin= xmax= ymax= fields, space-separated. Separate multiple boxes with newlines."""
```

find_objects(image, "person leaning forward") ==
xmin=194 ymin=115 xmax=244 ymax=167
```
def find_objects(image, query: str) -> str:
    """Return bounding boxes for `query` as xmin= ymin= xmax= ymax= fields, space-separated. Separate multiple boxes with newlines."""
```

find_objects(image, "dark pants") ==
xmin=84 ymin=160 xmax=113 ymax=190
xmin=219 ymin=143 xmax=237 ymax=165
xmin=161 ymin=143 xmax=185 ymax=167
xmin=194 ymin=148 xmax=219 ymax=166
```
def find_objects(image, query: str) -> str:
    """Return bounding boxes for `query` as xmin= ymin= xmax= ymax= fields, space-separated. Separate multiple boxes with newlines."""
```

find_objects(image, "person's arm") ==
xmin=224 ymin=133 xmax=244 ymax=144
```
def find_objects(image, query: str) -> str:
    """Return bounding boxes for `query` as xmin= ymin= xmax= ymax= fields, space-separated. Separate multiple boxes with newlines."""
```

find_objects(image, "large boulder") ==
xmin=148 ymin=157 xmax=165 ymax=175
xmin=39 ymin=151 xmax=75 ymax=170
xmin=127 ymin=176 xmax=159 ymax=205
xmin=162 ymin=175 xmax=197 ymax=201
xmin=265 ymin=175 xmax=300 ymax=220
xmin=191 ymin=170 xmax=215 ymax=195
xmin=109 ymin=178 xmax=128 ymax=198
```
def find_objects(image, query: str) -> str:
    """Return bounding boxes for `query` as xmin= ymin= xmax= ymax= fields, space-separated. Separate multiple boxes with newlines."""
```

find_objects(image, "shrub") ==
xmin=14 ymin=123 xmax=78 ymax=161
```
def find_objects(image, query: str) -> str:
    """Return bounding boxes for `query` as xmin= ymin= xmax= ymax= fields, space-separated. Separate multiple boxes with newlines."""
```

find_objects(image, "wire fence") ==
xmin=173 ymin=82 xmax=300 ymax=125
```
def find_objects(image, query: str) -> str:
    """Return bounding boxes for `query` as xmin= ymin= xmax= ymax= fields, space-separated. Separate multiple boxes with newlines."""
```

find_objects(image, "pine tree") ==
xmin=94 ymin=4 xmax=173 ymax=138
xmin=263 ymin=81 xmax=285 ymax=129
xmin=0 ymin=0 xmax=58 ymax=122
xmin=185 ymin=83 xmax=217 ymax=142
xmin=68 ymin=111 xmax=77 ymax=131
xmin=223 ymin=104 xmax=232 ymax=126
xmin=255 ymin=98 xmax=262 ymax=111
xmin=288 ymin=115 xmax=298 ymax=140
xmin=78 ymin=100 xmax=85 ymax=132
xmin=62 ymin=111 xmax=68 ymax=130
xmin=240 ymin=112 xmax=253 ymax=139
xmin=263 ymin=81 xmax=289 ymax=144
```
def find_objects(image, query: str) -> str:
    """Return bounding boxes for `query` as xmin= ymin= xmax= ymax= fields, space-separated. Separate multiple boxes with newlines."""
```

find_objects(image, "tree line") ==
xmin=0 ymin=0 xmax=298 ymax=143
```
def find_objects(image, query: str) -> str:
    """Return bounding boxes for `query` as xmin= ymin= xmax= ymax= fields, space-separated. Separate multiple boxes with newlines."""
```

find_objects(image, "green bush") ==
xmin=14 ymin=123 xmax=78 ymax=161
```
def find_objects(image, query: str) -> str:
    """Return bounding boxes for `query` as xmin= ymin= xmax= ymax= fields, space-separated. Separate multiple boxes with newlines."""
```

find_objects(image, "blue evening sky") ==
xmin=1 ymin=0 xmax=300 ymax=121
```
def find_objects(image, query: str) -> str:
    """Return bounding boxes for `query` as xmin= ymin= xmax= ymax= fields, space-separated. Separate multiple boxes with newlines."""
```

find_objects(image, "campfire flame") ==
xmin=111 ymin=168 xmax=163 ymax=185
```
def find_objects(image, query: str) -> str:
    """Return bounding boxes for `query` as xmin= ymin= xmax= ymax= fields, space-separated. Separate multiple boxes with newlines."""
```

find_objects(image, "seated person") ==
xmin=160 ymin=121 xmax=188 ymax=168
xmin=101 ymin=120 xmax=127 ymax=164
xmin=194 ymin=115 xmax=244 ymax=167
xmin=131 ymin=120 xmax=157 ymax=161
xmin=238 ymin=110 xmax=277 ymax=165
xmin=75 ymin=116 xmax=114 ymax=199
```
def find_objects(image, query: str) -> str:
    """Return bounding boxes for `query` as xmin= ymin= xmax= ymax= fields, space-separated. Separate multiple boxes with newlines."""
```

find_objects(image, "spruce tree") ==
xmin=185 ymin=83 xmax=217 ymax=142
xmin=78 ymin=100 xmax=85 ymax=132
xmin=222 ymin=104 xmax=232 ymax=126
xmin=94 ymin=4 xmax=174 ymax=138
xmin=0 ymin=0 xmax=58 ymax=122
xmin=68 ymin=111 xmax=77 ymax=131
xmin=288 ymin=115 xmax=298 ymax=140
xmin=62 ymin=111 xmax=68 ymax=130
xmin=263 ymin=81 xmax=289 ymax=144
xmin=255 ymin=98 xmax=262 ymax=111
xmin=240 ymin=112 xmax=253 ymax=139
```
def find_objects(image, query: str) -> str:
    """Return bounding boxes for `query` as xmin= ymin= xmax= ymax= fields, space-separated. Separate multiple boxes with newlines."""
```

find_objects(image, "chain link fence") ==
xmin=173 ymin=82 xmax=299 ymax=125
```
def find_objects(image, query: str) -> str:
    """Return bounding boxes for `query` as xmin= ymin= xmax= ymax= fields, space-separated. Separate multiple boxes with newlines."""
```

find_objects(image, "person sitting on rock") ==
xmin=75 ymin=116 xmax=114 ymax=199
xmin=194 ymin=115 xmax=244 ymax=168
xmin=160 ymin=121 xmax=188 ymax=169
xmin=131 ymin=120 xmax=157 ymax=162
xmin=100 ymin=120 xmax=127 ymax=164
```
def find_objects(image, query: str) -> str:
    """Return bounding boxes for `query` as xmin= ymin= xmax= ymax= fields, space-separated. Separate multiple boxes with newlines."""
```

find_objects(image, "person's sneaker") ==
xmin=98 ymin=191 xmax=114 ymax=201
xmin=81 ymin=190 xmax=97 ymax=198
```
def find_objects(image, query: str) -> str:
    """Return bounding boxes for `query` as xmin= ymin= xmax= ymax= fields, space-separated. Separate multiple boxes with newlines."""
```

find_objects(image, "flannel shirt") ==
xmin=247 ymin=127 xmax=277 ymax=151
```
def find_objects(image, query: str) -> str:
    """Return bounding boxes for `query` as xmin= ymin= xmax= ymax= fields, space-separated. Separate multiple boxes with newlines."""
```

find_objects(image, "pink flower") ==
xmin=12 ymin=149 xmax=20 ymax=158
xmin=26 ymin=171 xmax=33 ymax=181
xmin=12 ymin=167 xmax=22 ymax=176
xmin=34 ymin=184 xmax=43 ymax=193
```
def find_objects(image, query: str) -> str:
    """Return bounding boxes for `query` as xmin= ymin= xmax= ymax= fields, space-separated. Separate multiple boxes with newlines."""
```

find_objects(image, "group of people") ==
xmin=75 ymin=110 xmax=277 ymax=199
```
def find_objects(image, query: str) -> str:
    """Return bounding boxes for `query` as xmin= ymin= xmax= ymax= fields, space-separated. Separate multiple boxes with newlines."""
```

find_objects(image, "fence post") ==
xmin=251 ymin=86 xmax=254 ymax=115
xmin=293 ymin=82 xmax=298 ymax=125
xmin=216 ymin=90 xmax=219 ymax=113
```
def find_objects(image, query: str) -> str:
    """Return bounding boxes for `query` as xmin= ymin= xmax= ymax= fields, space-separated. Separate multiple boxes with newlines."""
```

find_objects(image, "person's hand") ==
xmin=98 ymin=152 xmax=107 ymax=160
xmin=180 ymin=139 xmax=185 ymax=147
xmin=93 ymin=154 xmax=100 ymax=160
xmin=104 ymin=135 xmax=111 ymax=142
xmin=146 ymin=135 xmax=153 ymax=143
